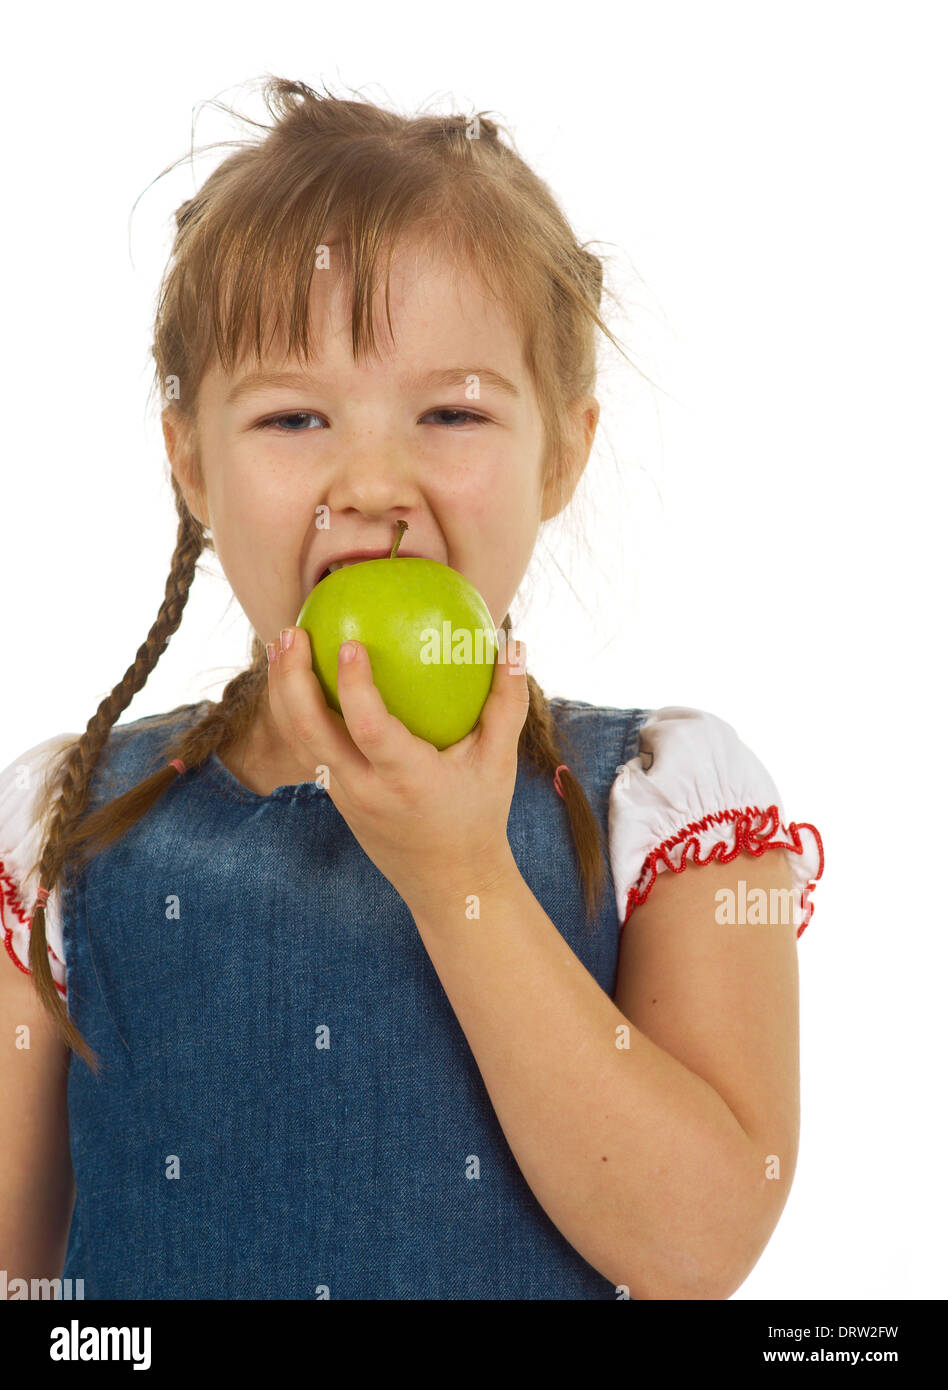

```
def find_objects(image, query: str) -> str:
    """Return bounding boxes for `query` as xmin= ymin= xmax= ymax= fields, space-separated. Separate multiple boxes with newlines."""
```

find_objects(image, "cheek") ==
xmin=443 ymin=501 xmax=530 ymax=626
xmin=438 ymin=451 xmax=519 ymax=524
xmin=437 ymin=445 xmax=536 ymax=550
xmin=207 ymin=482 xmax=293 ymax=612
xmin=212 ymin=465 xmax=302 ymax=573
xmin=226 ymin=456 xmax=294 ymax=518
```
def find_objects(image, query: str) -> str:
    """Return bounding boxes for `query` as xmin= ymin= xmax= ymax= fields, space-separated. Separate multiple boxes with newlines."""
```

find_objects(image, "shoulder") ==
xmin=607 ymin=706 xmax=824 ymax=937
xmin=0 ymin=732 xmax=79 ymax=995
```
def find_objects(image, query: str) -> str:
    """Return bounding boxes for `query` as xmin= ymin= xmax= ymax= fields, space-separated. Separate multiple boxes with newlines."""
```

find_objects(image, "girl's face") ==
xmin=165 ymin=241 xmax=598 ymax=650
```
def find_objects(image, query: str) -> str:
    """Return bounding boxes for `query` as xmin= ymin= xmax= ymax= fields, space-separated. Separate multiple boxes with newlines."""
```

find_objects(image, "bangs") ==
xmin=197 ymin=171 xmax=537 ymax=385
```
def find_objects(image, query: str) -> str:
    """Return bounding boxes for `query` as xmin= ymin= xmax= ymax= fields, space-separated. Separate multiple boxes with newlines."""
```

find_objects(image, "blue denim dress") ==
xmin=59 ymin=697 xmax=646 ymax=1299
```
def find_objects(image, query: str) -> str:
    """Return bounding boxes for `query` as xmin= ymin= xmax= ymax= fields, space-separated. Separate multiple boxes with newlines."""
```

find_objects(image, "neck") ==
xmin=217 ymin=695 xmax=306 ymax=796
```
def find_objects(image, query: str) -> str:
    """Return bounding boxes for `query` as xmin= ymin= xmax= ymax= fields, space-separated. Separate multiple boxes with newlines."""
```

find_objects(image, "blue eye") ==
xmin=256 ymin=408 xmax=488 ymax=432
xmin=423 ymin=410 xmax=488 ymax=426
xmin=256 ymin=412 xmax=322 ymax=432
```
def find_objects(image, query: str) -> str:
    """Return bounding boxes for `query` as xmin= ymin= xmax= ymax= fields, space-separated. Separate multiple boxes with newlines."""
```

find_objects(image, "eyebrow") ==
xmin=225 ymin=365 xmax=522 ymax=406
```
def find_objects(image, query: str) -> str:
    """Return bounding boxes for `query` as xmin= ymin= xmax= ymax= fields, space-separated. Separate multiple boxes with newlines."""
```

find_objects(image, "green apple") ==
xmin=296 ymin=522 xmax=499 ymax=749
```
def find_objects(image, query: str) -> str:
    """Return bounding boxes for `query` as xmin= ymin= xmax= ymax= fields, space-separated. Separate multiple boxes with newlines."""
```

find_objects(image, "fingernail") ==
xmin=266 ymin=641 xmax=277 ymax=664
xmin=339 ymin=641 xmax=358 ymax=664
xmin=280 ymin=628 xmax=295 ymax=652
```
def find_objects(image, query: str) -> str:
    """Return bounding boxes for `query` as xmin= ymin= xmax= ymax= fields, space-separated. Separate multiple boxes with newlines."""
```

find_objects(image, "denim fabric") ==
xmin=59 ymin=696 xmax=647 ymax=1300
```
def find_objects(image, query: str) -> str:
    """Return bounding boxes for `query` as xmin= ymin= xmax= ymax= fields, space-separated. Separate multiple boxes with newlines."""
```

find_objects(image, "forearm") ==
xmin=407 ymin=857 xmax=772 ymax=1300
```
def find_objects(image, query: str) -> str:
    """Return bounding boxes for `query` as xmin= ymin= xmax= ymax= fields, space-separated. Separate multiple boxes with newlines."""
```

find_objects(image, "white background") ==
xmin=2 ymin=1 xmax=945 ymax=1299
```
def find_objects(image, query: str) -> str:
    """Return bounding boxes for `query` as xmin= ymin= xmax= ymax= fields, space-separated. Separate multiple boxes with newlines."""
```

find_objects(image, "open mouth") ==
xmin=315 ymin=558 xmax=370 ymax=585
xmin=313 ymin=552 xmax=431 ymax=587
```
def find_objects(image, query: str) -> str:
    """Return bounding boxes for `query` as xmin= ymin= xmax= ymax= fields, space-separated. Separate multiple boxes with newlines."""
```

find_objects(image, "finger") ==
xmin=474 ymin=635 xmax=530 ymax=761
xmin=270 ymin=627 xmax=367 ymax=784
xmin=335 ymin=640 xmax=421 ymax=776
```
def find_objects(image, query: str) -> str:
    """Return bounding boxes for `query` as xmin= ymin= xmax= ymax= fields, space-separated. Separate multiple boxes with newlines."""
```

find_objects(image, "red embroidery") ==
xmin=0 ymin=860 xmax=68 ymax=995
xmin=621 ymin=806 xmax=824 ymax=940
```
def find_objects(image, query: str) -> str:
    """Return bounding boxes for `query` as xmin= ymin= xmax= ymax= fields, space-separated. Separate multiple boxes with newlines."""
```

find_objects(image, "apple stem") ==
xmin=390 ymin=519 xmax=408 ymax=559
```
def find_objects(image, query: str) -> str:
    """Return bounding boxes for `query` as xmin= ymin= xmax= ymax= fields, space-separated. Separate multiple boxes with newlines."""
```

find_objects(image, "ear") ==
xmin=162 ymin=406 xmax=208 ymax=528
xmin=540 ymin=394 xmax=600 ymax=521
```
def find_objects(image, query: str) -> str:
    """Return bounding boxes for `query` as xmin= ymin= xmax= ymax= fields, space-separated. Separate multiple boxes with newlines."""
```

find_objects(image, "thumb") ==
xmin=477 ymin=635 xmax=530 ymax=753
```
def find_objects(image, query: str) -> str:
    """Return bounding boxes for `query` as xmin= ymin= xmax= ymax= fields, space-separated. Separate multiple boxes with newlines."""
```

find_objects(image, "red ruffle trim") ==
xmin=621 ymin=805 xmax=824 ymax=940
xmin=0 ymin=860 xmax=67 ymax=996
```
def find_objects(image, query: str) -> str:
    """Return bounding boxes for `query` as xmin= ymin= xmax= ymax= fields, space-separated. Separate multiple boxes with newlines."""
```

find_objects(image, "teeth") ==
xmin=321 ymin=558 xmax=361 ymax=580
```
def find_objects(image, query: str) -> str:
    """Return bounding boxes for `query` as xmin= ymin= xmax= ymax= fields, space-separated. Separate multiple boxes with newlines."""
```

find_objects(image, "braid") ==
xmin=26 ymin=478 xmax=205 ymax=1071
xmin=500 ymin=615 xmax=608 ymax=928
xmin=25 ymin=477 xmax=271 ymax=1074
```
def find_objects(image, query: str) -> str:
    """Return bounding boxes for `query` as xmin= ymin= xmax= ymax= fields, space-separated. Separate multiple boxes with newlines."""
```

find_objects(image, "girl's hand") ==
xmin=266 ymin=628 xmax=530 ymax=916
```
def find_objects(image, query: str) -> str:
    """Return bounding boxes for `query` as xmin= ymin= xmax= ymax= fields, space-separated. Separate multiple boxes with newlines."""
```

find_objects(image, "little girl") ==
xmin=0 ymin=78 xmax=823 ymax=1301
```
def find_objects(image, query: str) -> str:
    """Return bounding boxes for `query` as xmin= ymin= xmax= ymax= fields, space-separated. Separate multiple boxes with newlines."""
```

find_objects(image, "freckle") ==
xmin=652 ymin=997 xmax=657 ymax=1003
xmin=601 ymin=1155 xmax=608 ymax=1161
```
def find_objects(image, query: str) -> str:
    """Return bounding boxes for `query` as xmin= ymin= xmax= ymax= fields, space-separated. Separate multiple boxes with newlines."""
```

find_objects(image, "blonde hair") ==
xmin=27 ymin=78 xmax=638 ymax=1074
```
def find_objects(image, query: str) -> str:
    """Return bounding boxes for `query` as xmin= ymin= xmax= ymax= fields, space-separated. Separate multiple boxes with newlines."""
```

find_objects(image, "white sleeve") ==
xmin=608 ymin=707 xmax=824 ymax=936
xmin=0 ymin=733 xmax=78 ymax=998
